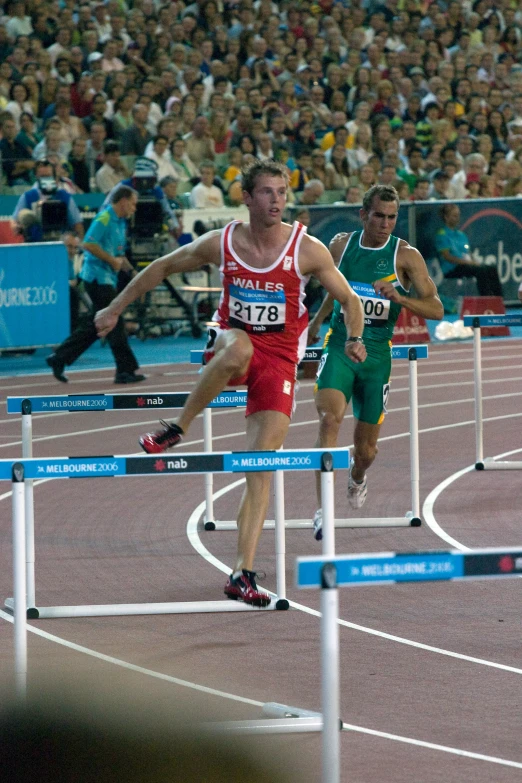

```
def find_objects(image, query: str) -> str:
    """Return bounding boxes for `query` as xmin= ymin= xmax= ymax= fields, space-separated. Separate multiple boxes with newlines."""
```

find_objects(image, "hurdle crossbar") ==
xmin=463 ymin=314 xmax=522 ymax=471
xmin=2 ymin=448 xmax=348 ymax=621
xmin=191 ymin=345 xmax=428 ymax=531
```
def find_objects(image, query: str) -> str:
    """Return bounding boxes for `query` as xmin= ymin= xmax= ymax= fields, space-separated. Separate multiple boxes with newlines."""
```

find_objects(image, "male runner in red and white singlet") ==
xmin=96 ymin=160 xmax=366 ymax=606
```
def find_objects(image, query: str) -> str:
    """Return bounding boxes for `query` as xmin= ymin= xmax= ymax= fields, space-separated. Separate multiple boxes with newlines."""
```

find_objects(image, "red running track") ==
xmin=0 ymin=339 xmax=521 ymax=782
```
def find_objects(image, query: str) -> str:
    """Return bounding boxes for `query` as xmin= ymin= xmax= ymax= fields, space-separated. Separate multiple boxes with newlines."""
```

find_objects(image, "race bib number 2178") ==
xmin=228 ymin=284 xmax=286 ymax=333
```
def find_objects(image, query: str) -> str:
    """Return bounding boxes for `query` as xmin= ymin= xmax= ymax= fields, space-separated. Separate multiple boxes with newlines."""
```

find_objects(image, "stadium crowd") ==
xmin=1 ymin=0 xmax=522 ymax=208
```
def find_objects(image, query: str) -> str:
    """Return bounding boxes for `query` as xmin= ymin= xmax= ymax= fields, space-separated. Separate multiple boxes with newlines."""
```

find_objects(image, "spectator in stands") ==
xmin=85 ymin=121 xmax=107 ymax=179
xmin=12 ymin=158 xmax=84 ymax=240
xmin=145 ymin=135 xmax=179 ymax=182
xmin=310 ymin=149 xmax=335 ymax=191
xmin=0 ymin=115 xmax=35 ymax=186
xmin=429 ymin=170 xmax=450 ymax=200
xmin=326 ymin=143 xmax=352 ymax=191
xmin=5 ymin=81 xmax=33 ymax=130
xmin=53 ymin=96 xmax=86 ymax=148
xmin=189 ymin=160 xmax=224 ymax=208
xmin=83 ymin=92 xmax=114 ymax=139
xmin=66 ymin=137 xmax=89 ymax=193
xmin=32 ymin=122 xmax=68 ymax=163
xmin=15 ymin=111 xmax=41 ymax=155
xmin=121 ymin=103 xmax=152 ymax=157
xmin=435 ymin=204 xmax=503 ymax=298
xmin=171 ymin=137 xmax=200 ymax=183
xmin=295 ymin=178 xmax=324 ymax=206
xmin=184 ymin=114 xmax=215 ymax=168
xmin=96 ymin=140 xmax=128 ymax=194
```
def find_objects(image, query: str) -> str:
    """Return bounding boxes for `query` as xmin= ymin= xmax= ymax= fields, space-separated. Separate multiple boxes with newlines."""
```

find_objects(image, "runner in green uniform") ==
xmin=308 ymin=184 xmax=443 ymax=540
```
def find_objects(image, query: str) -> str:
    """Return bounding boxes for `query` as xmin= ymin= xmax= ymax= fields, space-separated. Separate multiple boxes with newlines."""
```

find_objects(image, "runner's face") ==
xmin=245 ymin=175 xmax=287 ymax=225
xmin=361 ymin=196 xmax=398 ymax=244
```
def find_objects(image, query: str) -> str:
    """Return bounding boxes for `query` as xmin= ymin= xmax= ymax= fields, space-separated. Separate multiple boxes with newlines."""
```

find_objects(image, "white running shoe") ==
xmin=312 ymin=508 xmax=323 ymax=541
xmin=347 ymin=469 xmax=368 ymax=509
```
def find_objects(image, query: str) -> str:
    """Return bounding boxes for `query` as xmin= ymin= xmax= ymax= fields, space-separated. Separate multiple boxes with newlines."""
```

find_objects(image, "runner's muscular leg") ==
xmin=234 ymin=410 xmax=290 ymax=572
xmin=177 ymin=329 xmax=253 ymax=433
xmin=313 ymin=388 xmax=348 ymax=507
xmin=352 ymin=418 xmax=382 ymax=482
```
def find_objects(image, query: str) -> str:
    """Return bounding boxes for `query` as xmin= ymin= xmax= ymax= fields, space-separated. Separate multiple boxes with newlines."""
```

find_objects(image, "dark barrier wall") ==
xmin=0 ymin=242 xmax=70 ymax=348
xmin=297 ymin=197 xmax=522 ymax=304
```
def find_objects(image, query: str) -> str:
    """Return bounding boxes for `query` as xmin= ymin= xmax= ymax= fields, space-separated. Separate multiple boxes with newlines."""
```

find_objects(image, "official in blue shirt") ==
xmin=434 ymin=204 xmax=503 ymax=297
xmin=46 ymin=184 xmax=146 ymax=384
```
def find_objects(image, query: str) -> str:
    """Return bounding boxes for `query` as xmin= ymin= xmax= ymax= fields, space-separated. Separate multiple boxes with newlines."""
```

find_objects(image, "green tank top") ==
xmin=330 ymin=230 xmax=408 ymax=350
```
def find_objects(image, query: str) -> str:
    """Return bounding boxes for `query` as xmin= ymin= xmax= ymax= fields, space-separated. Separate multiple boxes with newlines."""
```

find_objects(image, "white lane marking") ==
xmin=422 ymin=447 xmax=522 ymax=552
xmin=186 ymin=487 xmax=522 ymax=676
xmin=0 ymin=608 xmax=263 ymax=707
xmin=2 ymin=605 xmax=521 ymax=770
xmin=340 ymin=723 xmax=522 ymax=769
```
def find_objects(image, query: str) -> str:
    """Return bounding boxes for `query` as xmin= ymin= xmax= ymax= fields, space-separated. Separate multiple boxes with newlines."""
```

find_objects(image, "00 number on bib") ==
xmin=228 ymin=284 xmax=286 ymax=333
xmin=350 ymin=281 xmax=390 ymax=328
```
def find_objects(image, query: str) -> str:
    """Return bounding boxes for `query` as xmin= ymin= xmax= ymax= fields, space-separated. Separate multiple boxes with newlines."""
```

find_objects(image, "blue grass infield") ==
xmin=1 ymin=309 xmax=521 ymax=380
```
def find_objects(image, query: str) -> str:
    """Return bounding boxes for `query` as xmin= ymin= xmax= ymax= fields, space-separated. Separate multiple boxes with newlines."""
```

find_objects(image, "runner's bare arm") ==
xmin=95 ymin=231 xmax=221 ymax=337
xmin=373 ymin=243 xmax=443 ymax=320
xmin=307 ymin=232 xmax=352 ymax=343
xmin=300 ymin=234 xmax=366 ymax=361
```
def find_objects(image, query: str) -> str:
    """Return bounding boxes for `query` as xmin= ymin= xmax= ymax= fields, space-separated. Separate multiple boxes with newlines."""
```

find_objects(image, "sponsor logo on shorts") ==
xmin=283 ymin=380 xmax=292 ymax=395
xmin=382 ymin=383 xmax=390 ymax=414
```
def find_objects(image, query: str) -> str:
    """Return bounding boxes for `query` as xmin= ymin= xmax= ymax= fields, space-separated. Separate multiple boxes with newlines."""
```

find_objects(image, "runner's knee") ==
xmin=318 ymin=408 xmax=344 ymax=435
xmin=220 ymin=335 xmax=254 ymax=375
xmin=354 ymin=440 xmax=378 ymax=466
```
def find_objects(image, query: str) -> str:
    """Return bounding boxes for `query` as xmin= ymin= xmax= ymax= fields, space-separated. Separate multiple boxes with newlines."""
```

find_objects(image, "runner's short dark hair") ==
xmin=362 ymin=184 xmax=400 ymax=212
xmin=241 ymin=160 xmax=289 ymax=195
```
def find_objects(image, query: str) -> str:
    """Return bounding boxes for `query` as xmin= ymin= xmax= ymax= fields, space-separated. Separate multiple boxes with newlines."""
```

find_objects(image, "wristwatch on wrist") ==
xmin=346 ymin=336 xmax=364 ymax=344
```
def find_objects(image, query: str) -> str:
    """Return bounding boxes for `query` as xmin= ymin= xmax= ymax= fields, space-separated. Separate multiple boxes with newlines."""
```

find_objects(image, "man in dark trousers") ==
xmin=46 ymin=184 xmax=145 ymax=385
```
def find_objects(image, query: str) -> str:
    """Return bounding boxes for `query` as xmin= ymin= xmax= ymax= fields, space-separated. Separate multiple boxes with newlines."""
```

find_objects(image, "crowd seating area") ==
xmin=1 ymin=0 xmax=522 ymax=208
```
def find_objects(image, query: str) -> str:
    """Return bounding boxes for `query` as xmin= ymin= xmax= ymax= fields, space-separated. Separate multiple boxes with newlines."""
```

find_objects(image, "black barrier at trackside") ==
xmin=290 ymin=197 xmax=522 ymax=304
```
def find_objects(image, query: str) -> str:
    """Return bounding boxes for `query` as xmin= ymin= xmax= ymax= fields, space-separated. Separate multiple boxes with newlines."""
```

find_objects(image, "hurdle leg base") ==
xmin=4 ymin=597 xmax=40 ymax=619
xmin=475 ymin=462 xmax=485 ymax=471
xmin=409 ymin=517 xmax=422 ymax=527
xmin=275 ymin=598 xmax=289 ymax=611
xmin=204 ymin=520 xmax=216 ymax=531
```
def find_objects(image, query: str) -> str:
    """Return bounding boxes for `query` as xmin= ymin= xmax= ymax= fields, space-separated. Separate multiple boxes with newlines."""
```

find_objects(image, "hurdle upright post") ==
xmin=472 ymin=317 xmax=484 ymax=468
xmin=273 ymin=470 xmax=289 ymax=610
xmin=319 ymin=453 xmax=340 ymax=783
xmin=12 ymin=463 xmax=27 ymax=701
xmin=203 ymin=408 xmax=215 ymax=528
xmin=408 ymin=348 xmax=421 ymax=520
xmin=21 ymin=399 xmax=36 ymax=610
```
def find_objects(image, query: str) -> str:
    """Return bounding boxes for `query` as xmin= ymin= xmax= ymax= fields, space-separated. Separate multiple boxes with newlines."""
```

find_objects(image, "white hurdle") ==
xmin=6 ymin=390 xmax=248 ymax=616
xmin=1 ymin=448 xmax=349 ymax=622
xmin=463 ymin=313 xmax=522 ymax=470
xmin=191 ymin=345 xmax=428 ymax=530
xmin=4 ymin=449 xmax=344 ymax=722
xmin=295 ymin=542 xmax=522 ymax=783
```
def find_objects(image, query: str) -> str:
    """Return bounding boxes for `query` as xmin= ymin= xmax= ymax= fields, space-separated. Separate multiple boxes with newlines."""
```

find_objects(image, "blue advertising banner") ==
xmin=296 ymin=552 xmax=463 ymax=588
xmin=0 ymin=242 xmax=70 ymax=348
xmin=296 ymin=548 xmax=522 ymax=588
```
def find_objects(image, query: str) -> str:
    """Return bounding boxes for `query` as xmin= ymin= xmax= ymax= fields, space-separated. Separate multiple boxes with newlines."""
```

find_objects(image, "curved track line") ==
xmin=1 ymin=608 xmax=520 ymax=769
xmin=186 ymin=484 xmax=522 ymax=676
xmin=423 ymin=447 xmax=522 ymax=553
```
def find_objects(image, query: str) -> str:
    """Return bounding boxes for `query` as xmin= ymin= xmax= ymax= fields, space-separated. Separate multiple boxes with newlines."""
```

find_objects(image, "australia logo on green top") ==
xmin=376 ymin=257 xmax=388 ymax=272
